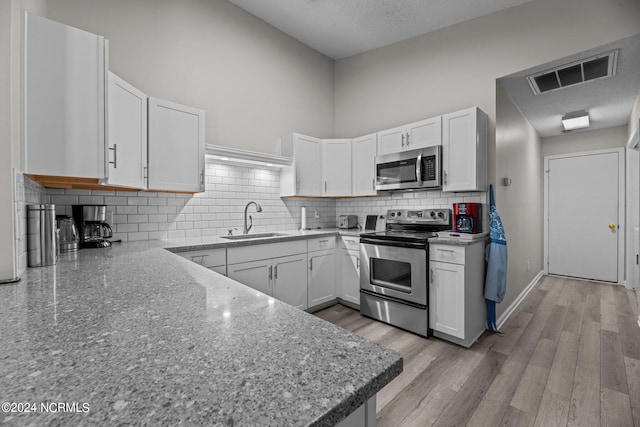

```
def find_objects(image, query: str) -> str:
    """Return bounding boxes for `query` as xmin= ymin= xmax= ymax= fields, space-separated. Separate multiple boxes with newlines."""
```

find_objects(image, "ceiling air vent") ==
xmin=526 ymin=50 xmax=618 ymax=95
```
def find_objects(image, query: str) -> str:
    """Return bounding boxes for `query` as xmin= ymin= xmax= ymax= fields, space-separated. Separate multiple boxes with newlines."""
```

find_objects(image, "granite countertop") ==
xmin=0 ymin=234 xmax=401 ymax=426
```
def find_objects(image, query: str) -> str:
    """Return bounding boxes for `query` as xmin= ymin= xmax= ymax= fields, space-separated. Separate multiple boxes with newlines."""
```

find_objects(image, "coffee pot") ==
xmin=56 ymin=215 xmax=79 ymax=253
xmin=72 ymin=205 xmax=113 ymax=248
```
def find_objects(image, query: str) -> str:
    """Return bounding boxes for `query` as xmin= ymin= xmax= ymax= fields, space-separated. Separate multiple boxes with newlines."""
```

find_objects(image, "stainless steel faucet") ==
xmin=243 ymin=201 xmax=262 ymax=234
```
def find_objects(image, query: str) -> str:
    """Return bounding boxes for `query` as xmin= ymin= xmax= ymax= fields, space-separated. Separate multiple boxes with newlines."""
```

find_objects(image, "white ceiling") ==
xmin=227 ymin=0 xmax=533 ymax=60
xmin=498 ymin=33 xmax=640 ymax=138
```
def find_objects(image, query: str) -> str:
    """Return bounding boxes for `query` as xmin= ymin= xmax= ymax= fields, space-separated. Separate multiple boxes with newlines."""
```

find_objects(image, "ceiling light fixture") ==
xmin=561 ymin=110 xmax=590 ymax=131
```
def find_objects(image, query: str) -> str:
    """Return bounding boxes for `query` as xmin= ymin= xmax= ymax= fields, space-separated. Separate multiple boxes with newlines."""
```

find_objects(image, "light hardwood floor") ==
xmin=314 ymin=275 xmax=640 ymax=426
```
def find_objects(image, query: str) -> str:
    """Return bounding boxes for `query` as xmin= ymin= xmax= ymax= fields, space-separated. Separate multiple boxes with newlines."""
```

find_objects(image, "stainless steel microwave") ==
xmin=375 ymin=146 xmax=442 ymax=191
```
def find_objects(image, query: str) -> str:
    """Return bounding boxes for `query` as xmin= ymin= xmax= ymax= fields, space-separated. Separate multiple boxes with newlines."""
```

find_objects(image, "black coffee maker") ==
xmin=72 ymin=205 xmax=113 ymax=248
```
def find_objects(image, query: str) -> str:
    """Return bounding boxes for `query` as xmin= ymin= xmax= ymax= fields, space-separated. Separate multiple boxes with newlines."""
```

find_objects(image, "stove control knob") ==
xmin=390 ymin=212 xmax=395 ymax=218
xmin=429 ymin=211 xmax=436 ymax=218
xmin=397 ymin=211 xmax=402 ymax=217
xmin=437 ymin=212 xmax=444 ymax=218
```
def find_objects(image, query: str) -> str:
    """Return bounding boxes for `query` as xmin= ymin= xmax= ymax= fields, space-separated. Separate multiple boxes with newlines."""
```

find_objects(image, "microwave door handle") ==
xmin=416 ymin=152 xmax=423 ymax=186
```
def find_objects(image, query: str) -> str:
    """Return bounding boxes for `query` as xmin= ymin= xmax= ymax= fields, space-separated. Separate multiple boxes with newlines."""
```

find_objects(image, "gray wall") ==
xmin=333 ymin=0 xmax=640 ymax=317
xmin=46 ymin=0 xmax=335 ymax=154
xmin=542 ymin=125 xmax=628 ymax=157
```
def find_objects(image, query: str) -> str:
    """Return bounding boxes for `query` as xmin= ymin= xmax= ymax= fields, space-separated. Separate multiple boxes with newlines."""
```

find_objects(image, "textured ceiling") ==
xmin=498 ymin=33 xmax=640 ymax=138
xmin=227 ymin=0 xmax=533 ymax=59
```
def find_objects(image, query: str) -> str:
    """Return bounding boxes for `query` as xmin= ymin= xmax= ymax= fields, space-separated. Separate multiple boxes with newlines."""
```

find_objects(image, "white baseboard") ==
xmin=496 ymin=270 xmax=544 ymax=330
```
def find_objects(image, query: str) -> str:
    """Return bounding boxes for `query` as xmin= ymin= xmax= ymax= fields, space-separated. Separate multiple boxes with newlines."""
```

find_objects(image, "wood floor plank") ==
xmin=376 ymin=346 xmax=436 ymax=411
xmin=624 ymin=357 xmax=640 ymax=427
xmin=541 ymin=304 xmax=568 ymax=343
xmin=491 ymin=311 xmax=534 ymax=357
xmin=545 ymin=330 xmax=580 ymax=398
xmin=563 ymin=283 xmax=586 ymax=336
xmin=467 ymin=358 xmax=528 ymax=426
xmin=534 ymin=390 xmax=570 ymax=427
xmin=601 ymin=387 xmax=634 ymax=427
xmin=432 ymin=349 xmax=506 ymax=426
xmin=601 ymin=286 xmax=619 ymax=332
xmin=601 ymin=330 xmax=629 ymax=395
xmin=568 ymin=366 xmax=600 ymax=426
xmin=612 ymin=285 xmax=635 ymax=317
xmin=576 ymin=320 xmax=600 ymax=370
xmin=510 ymin=364 xmax=549 ymax=415
xmin=375 ymin=344 xmax=463 ymax=426
xmin=500 ymin=406 xmax=536 ymax=427
xmin=396 ymin=384 xmax=457 ymax=427
xmin=584 ymin=292 xmax=602 ymax=323
xmin=616 ymin=314 xmax=640 ymax=360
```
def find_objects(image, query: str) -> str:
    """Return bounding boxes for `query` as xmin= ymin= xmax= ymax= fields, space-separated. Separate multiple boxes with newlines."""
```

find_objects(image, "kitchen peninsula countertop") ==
xmin=0 ymin=231 xmax=401 ymax=426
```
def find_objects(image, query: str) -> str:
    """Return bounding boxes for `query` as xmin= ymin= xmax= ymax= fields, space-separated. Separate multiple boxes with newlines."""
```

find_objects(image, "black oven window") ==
xmin=371 ymin=258 xmax=411 ymax=292
xmin=377 ymin=159 xmax=417 ymax=184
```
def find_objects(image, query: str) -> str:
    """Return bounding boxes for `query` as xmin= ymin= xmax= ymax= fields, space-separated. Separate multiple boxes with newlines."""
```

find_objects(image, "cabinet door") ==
xmin=352 ymin=134 xmax=377 ymax=196
xmin=340 ymin=250 xmax=360 ymax=306
xmin=442 ymin=107 xmax=486 ymax=192
xmin=273 ymin=254 xmax=308 ymax=310
xmin=295 ymin=135 xmax=323 ymax=196
xmin=22 ymin=11 xmax=107 ymax=179
xmin=107 ymin=72 xmax=147 ymax=189
xmin=228 ymin=260 xmax=272 ymax=296
xmin=406 ymin=116 xmax=442 ymax=150
xmin=323 ymin=139 xmax=352 ymax=196
xmin=308 ymin=250 xmax=336 ymax=308
xmin=377 ymin=125 xmax=406 ymax=156
xmin=429 ymin=261 xmax=465 ymax=339
xmin=148 ymin=97 xmax=205 ymax=193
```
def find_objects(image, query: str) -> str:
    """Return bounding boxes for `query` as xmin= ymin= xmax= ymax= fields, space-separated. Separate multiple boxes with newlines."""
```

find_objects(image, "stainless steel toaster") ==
xmin=338 ymin=215 xmax=358 ymax=229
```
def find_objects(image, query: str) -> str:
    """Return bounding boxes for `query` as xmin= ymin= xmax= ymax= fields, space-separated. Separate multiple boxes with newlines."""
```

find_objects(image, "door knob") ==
xmin=608 ymin=224 xmax=616 ymax=229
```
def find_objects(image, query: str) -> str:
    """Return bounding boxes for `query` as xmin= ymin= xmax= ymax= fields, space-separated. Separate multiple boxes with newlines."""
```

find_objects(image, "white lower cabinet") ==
xmin=429 ymin=240 xmax=486 ymax=347
xmin=340 ymin=236 xmax=360 ymax=307
xmin=175 ymin=248 xmax=226 ymax=276
xmin=307 ymin=237 xmax=336 ymax=309
xmin=227 ymin=241 xmax=308 ymax=310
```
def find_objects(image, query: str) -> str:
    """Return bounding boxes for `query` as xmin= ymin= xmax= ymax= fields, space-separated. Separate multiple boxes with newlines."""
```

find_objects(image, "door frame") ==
xmin=543 ymin=147 xmax=625 ymax=284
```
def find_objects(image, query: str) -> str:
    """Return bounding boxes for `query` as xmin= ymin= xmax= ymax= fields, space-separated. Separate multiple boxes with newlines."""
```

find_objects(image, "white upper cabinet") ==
xmin=442 ymin=107 xmax=487 ymax=192
xmin=107 ymin=72 xmax=147 ymax=189
xmin=377 ymin=116 xmax=441 ymax=156
xmin=280 ymin=133 xmax=323 ymax=197
xmin=22 ymin=11 xmax=108 ymax=179
xmin=351 ymin=133 xmax=377 ymax=196
xmin=322 ymin=139 xmax=352 ymax=197
xmin=147 ymin=97 xmax=205 ymax=193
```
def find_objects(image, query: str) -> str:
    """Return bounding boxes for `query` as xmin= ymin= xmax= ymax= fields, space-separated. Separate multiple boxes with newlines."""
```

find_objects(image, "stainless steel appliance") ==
xmin=375 ymin=146 xmax=441 ymax=191
xmin=338 ymin=215 xmax=358 ymax=229
xmin=359 ymin=208 xmax=451 ymax=337
xmin=72 ymin=205 xmax=113 ymax=248
xmin=27 ymin=204 xmax=57 ymax=267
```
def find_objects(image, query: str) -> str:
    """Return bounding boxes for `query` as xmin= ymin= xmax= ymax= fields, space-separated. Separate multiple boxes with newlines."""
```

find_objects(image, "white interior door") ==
xmin=546 ymin=149 xmax=622 ymax=282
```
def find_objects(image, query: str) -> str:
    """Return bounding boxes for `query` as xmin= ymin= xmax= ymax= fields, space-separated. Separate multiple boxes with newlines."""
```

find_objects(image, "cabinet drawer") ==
xmin=227 ymin=240 xmax=307 ymax=264
xmin=430 ymin=244 xmax=465 ymax=264
xmin=308 ymin=236 xmax=336 ymax=252
xmin=177 ymin=248 xmax=226 ymax=268
xmin=341 ymin=236 xmax=360 ymax=250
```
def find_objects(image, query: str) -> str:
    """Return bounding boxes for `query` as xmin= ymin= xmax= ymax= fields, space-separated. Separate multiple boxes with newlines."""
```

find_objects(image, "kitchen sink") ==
xmin=220 ymin=232 xmax=288 ymax=240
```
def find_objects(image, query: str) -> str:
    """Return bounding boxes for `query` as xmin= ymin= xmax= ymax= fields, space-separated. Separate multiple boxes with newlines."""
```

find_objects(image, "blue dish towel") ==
xmin=485 ymin=185 xmax=507 ymax=333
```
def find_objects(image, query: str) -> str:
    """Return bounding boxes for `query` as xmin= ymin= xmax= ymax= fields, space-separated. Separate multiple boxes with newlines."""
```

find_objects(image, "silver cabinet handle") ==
xmin=437 ymin=248 xmax=455 ymax=253
xmin=189 ymin=254 xmax=207 ymax=264
xmin=406 ymin=132 xmax=410 ymax=146
xmin=356 ymin=257 xmax=359 ymax=269
xmin=372 ymin=178 xmax=375 ymax=190
xmin=324 ymin=181 xmax=327 ymax=193
xmin=309 ymin=258 xmax=313 ymax=271
xmin=268 ymin=265 xmax=273 ymax=280
xmin=401 ymin=133 xmax=405 ymax=148
xmin=296 ymin=177 xmax=300 ymax=191
xmin=430 ymin=268 xmax=434 ymax=284
xmin=274 ymin=265 xmax=278 ymax=279
xmin=443 ymin=170 xmax=448 ymax=185
xmin=108 ymin=144 xmax=117 ymax=168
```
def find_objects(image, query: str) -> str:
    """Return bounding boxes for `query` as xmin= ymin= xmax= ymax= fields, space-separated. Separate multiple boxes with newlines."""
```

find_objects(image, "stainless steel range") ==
xmin=359 ymin=208 xmax=451 ymax=337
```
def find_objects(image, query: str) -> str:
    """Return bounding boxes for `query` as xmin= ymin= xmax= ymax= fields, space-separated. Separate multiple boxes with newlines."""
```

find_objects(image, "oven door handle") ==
xmin=360 ymin=238 xmax=426 ymax=249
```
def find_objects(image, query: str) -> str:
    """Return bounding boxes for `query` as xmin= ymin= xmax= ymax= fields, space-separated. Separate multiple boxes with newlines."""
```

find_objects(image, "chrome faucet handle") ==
xmin=227 ymin=228 xmax=238 ymax=236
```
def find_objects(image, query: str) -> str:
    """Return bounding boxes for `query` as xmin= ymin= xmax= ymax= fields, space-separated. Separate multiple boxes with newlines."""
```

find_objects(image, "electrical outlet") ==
xmin=314 ymin=210 xmax=319 ymax=219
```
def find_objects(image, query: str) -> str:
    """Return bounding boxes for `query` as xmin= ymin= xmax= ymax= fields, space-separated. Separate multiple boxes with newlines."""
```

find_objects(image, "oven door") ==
xmin=360 ymin=240 xmax=427 ymax=306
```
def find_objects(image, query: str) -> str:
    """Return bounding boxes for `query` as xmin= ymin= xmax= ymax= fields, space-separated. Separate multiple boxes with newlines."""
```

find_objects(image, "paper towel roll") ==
xmin=301 ymin=206 xmax=307 ymax=230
